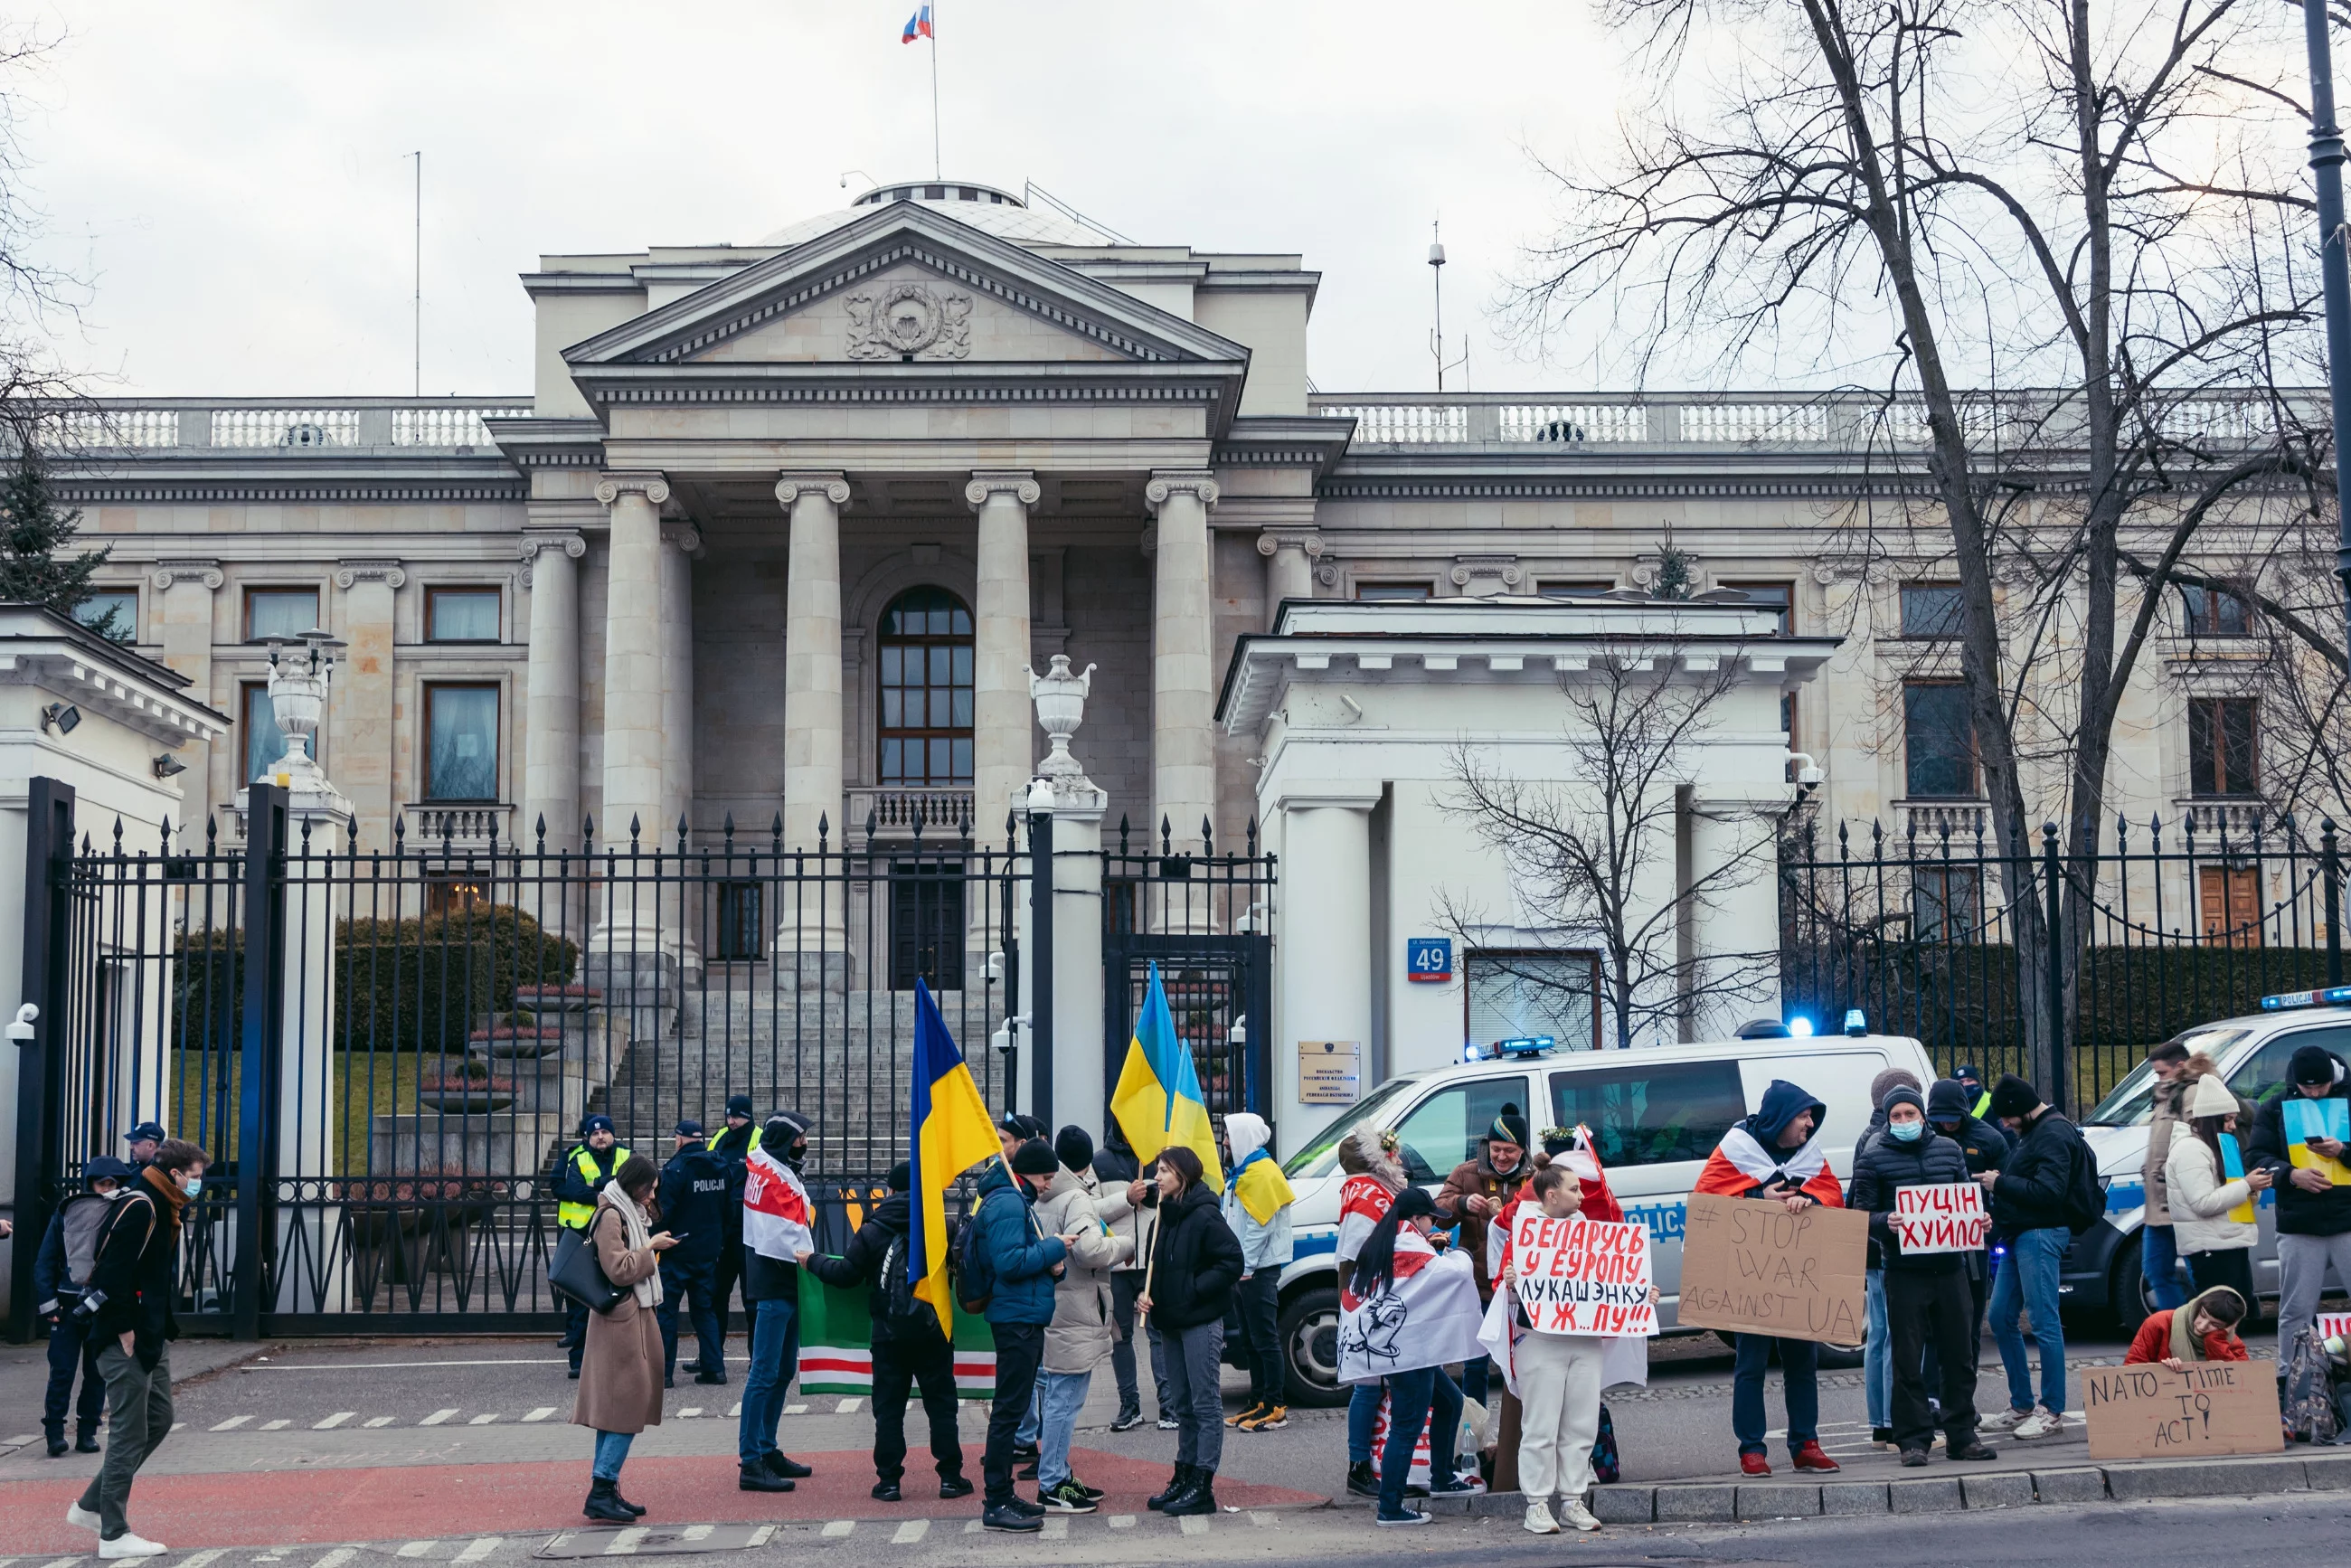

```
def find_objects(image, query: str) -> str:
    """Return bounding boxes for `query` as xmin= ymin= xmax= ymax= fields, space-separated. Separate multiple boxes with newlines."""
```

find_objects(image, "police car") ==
xmin=1266 ymin=1018 xmax=1938 ymax=1405
xmin=2072 ymin=986 xmax=2351 ymax=1331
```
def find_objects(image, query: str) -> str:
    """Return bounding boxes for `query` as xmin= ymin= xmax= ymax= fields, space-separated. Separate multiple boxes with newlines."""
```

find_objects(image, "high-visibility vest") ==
xmin=1969 ymin=1091 xmax=1993 ymax=1120
xmin=558 ymin=1143 xmax=630 ymax=1231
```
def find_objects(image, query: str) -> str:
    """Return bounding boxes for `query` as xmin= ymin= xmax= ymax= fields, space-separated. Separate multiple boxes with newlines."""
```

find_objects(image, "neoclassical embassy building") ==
xmin=43 ymin=179 xmax=2312 ymax=1082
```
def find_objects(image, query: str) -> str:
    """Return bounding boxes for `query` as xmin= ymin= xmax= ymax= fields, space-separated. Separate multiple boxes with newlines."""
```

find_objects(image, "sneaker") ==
xmin=1979 ymin=1405 xmax=2032 ymax=1432
xmin=1011 ymin=1441 xmax=1041 ymax=1462
xmin=98 ymin=1535 xmax=167 ymax=1561
xmin=1004 ymin=1495 xmax=1048 ymax=1517
xmin=1041 ymin=1479 xmax=1098 ymax=1513
xmin=766 ymin=1452 xmax=814 ymax=1478
xmin=1899 ymin=1449 xmax=1930 ymax=1468
xmin=1225 ymin=1401 xmax=1264 ymax=1430
xmin=1739 ymin=1451 xmax=1771 ymax=1477
xmin=1240 ymin=1403 xmax=1289 ymax=1432
xmin=1109 ymin=1409 xmax=1147 ymax=1433
xmin=1074 ymin=1478 xmax=1107 ymax=1501
xmin=1430 ymin=1471 xmax=1484 ymax=1496
xmin=1523 ymin=1501 xmax=1561 ymax=1535
xmin=2012 ymin=1406 xmax=2065 ymax=1440
xmin=66 ymin=1502 xmax=102 ymax=1533
xmin=1559 ymin=1500 xmax=1603 ymax=1534
xmin=1345 ymin=1459 xmax=1379 ymax=1497
xmin=1948 ymin=1439 xmax=1999 ymax=1461
xmin=1016 ymin=1460 xmax=1039 ymax=1480
xmin=1156 ymin=1414 xmax=1181 ymax=1431
xmin=939 ymin=1476 xmax=975 ymax=1499
xmin=1790 ymin=1440 xmax=1841 ymax=1473
xmin=870 ymin=1480 xmax=902 ymax=1502
xmin=981 ymin=1504 xmax=1042 ymax=1533
xmin=1375 ymin=1507 xmax=1432 ymax=1527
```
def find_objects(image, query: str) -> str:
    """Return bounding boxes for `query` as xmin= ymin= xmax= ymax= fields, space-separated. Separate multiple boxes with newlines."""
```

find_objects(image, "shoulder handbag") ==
xmin=550 ymin=1211 xmax=628 ymax=1314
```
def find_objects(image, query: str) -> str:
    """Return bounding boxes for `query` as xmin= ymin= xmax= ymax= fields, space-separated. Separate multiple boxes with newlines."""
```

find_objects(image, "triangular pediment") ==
xmin=562 ymin=203 xmax=1250 ymax=372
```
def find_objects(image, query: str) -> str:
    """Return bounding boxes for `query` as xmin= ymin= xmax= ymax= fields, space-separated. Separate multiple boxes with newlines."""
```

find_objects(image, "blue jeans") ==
xmin=737 ymin=1297 xmax=799 ymax=1465
xmin=1379 ymin=1366 xmax=1461 ymax=1516
xmin=591 ymin=1428 xmax=634 ymax=1481
xmin=2140 ymin=1223 xmax=2188 ymax=1312
xmin=1036 ymin=1368 xmax=1091 ymax=1489
xmin=1459 ymin=1354 xmax=1490 ymax=1410
xmin=1733 ymin=1334 xmax=1818 ymax=1455
xmin=1988 ymin=1227 xmax=2067 ymax=1414
xmin=1018 ymin=1384 xmax=1041 ymax=1447
xmin=1864 ymin=1270 xmax=1891 ymax=1429
xmin=1348 ymin=1380 xmax=1383 ymax=1464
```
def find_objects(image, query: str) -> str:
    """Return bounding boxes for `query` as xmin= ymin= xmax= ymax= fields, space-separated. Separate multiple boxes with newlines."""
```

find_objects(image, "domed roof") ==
xmin=756 ymin=180 xmax=1119 ymax=250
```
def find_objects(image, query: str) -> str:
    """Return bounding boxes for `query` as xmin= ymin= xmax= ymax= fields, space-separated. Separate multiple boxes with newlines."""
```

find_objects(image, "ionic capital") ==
xmin=1256 ymin=529 xmax=1325 ymax=558
xmin=595 ymin=472 xmax=671 ymax=508
xmin=964 ymin=470 xmax=1042 ymax=511
xmin=521 ymin=532 xmax=589 ymax=562
xmin=660 ymin=519 xmax=704 ymax=556
xmin=774 ymin=472 xmax=851 ymax=508
xmin=1144 ymin=471 xmax=1220 ymax=513
xmin=334 ymin=559 xmax=408 ymax=590
xmin=152 ymin=560 xmax=224 ymax=592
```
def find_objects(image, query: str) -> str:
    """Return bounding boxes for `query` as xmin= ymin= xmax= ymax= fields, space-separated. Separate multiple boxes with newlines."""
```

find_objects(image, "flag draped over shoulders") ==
xmin=1109 ymin=961 xmax=1223 ymax=1189
xmin=908 ymin=978 xmax=1002 ymax=1327
xmin=1338 ymin=1230 xmax=1484 ymax=1385
xmin=742 ymin=1143 xmax=814 ymax=1261
xmin=1336 ymin=1174 xmax=1395 ymax=1264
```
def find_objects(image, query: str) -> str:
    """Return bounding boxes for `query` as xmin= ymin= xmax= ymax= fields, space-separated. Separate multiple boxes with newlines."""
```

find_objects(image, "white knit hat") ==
xmin=2186 ymin=1073 xmax=2238 ymax=1119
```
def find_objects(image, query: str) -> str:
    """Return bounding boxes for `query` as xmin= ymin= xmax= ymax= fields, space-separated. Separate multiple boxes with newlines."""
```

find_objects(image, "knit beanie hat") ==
xmin=1988 ymin=1073 xmax=2041 ymax=1120
xmin=1011 ymin=1138 xmax=1059 ymax=1176
xmin=1054 ymin=1125 xmax=1096 ymax=1172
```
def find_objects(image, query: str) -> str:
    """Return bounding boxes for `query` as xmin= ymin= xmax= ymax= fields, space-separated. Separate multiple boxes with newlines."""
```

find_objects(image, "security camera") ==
xmin=6 ymin=1003 xmax=36 ymax=1044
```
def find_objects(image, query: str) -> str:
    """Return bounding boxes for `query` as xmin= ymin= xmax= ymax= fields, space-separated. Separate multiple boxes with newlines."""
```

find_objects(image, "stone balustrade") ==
xmin=40 ymin=397 xmax=533 ymax=452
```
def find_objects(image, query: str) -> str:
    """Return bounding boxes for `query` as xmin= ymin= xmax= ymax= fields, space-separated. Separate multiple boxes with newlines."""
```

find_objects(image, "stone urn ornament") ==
xmin=1027 ymin=656 xmax=1098 ymax=780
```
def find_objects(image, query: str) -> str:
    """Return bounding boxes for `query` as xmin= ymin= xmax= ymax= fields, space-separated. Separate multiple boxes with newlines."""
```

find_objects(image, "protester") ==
xmin=1848 ymin=1086 xmax=1997 ymax=1466
xmin=555 ymin=1114 xmax=632 ymax=1376
xmin=2124 ymin=1284 xmax=2251 ymax=1367
xmin=1981 ymin=1073 xmax=2100 ymax=1440
xmin=736 ymin=1112 xmax=814 ymax=1494
xmin=1500 ymin=1164 xmax=1614 ymax=1534
xmin=2248 ymin=1044 xmax=2351 ymax=1363
xmin=1138 ymin=1145 xmax=1245 ymax=1518
xmin=67 ymin=1138 xmax=207 ymax=1559
xmin=1343 ymin=1186 xmax=1482 ymax=1526
xmin=35 ymin=1157 xmax=132 ymax=1457
xmin=1092 ymin=1119 xmax=1163 ymax=1432
xmin=2138 ymin=1041 xmax=2196 ymax=1313
xmin=1855 ymin=1068 xmax=1922 ymax=1449
xmin=1435 ymin=1107 xmax=1530 ymax=1407
xmin=994 ymin=1112 xmax=1051 ymax=1466
xmin=798 ymin=1161 xmax=971 ymax=1501
xmin=571 ymin=1154 xmax=677 ymax=1522
xmin=973 ymin=1136 xmax=1073 ymax=1532
xmin=1030 ymin=1125 xmax=1135 ymax=1512
xmin=655 ymin=1120 xmax=729 ymax=1387
xmin=2166 ymin=1072 xmax=2271 ymax=1305
xmin=1221 ymin=1112 xmax=1296 ymax=1433
xmin=1694 ymin=1080 xmax=1846 ymax=1476
xmin=700 ymin=1093 xmax=760 ymax=1361
xmin=1336 ymin=1129 xmax=1407 ymax=1498
xmin=1925 ymin=1077 xmax=2008 ymax=1368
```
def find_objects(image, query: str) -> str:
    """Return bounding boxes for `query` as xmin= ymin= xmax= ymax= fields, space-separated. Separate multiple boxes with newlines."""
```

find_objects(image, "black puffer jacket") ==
xmin=1991 ymin=1107 xmax=2100 ymax=1237
xmin=1142 ymin=1180 xmax=1244 ymax=1333
xmin=2248 ymin=1052 xmax=2351 ymax=1237
xmin=1848 ymin=1126 xmax=1975 ymax=1274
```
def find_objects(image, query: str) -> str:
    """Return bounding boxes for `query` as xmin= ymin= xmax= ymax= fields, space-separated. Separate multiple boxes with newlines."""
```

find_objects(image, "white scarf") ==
xmin=600 ymin=1185 xmax=665 ymax=1309
xmin=1716 ymin=1125 xmax=1827 ymax=1187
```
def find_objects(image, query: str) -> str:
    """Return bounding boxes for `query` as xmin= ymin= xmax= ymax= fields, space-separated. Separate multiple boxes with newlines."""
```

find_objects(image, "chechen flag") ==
xmin=1337 ymin=1231 xmax=1485 ymax=1386
xmin=742 ymin=1142 xmax=815 ymax=1261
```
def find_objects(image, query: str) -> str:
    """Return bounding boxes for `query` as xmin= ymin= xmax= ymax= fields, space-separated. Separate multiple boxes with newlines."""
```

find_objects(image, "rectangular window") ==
xmin=1355 ymin=581 xmax=1431 ymax=601
xmin=2178 ymin=583 xmax=2252 ymax=638
xmin=2198 ymin=866 xmax=2262 ymax=948
xmin=1899 ymin=583 xmax=1965 ymax=638
xmin=713 ymin=883 xmax=764 ymax=961
xmin=423 ymin=684 xmax=499 ymax=801
xmin=1390 ymin=1073 xmax=1535 ymax=1185
xmin=245 ymin=588 xmax=320 ymax=642
xmin=889 ymin=862 xmax=966 ymax=991
xmin=1548 ymin=1058 xmax=1747 ymax=1170
xmin=1903 ymin=682 xmax=1978 ymax=798
xmin=1539 ymin=580 xmax=1617 ymax=599
xmin=2188 ymin=697 xmax=2260 ymax=797
xmin=1912 ymin=866 xmax=1983 ymax=943
xmin=74 ymin=591 xmax=137 ymax=638
xmin=241 ymin=682 xmax=290 ymax=783
xmin=426 ymin=588 xmax=500 ymax=643
xmin=1721 ymin=581 xmax=1795 ymax=635
xmin=1467 ymin=950 xmax=1599 ymax=1054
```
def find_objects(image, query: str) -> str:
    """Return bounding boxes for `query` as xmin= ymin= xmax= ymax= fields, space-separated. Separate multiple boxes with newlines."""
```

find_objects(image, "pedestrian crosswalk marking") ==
xmin=420 ymin=1409 xmax=458 ymax=1426
xmin=364 ymin=1417 xmax=394 ymax=1428
xmin=961 ymin=1520 xmax=984 ymax=1534
xmin=1040 ymin=1517 xmax=1069 ymax=1539
xmin=891 ymin=1520 xmax=930 ymax=1544
xmin=681 ymin=1527 xmax=713 ymax=1542
xmin=1108 ymin=1515 xmax=1137 ymax=1529
xmin=820 ymin=1521 xmax=854 ymax=1538
xmin=468 ymin=1413 xmax=500 ymax=1425
xmin=395 ymin=1542 xmax=436 ymax=1557
xmin=313 ymin=1550 xmax=360 ymax=1568
xmin=180 ymin=1551 xmax=228 ymax=1568
xmin=1177 ymin=1516 xmax=1209 ymax=1535
xmin=210 ymin=1415 xmax=252 ymax=1431
xmin=453 ymin=1537 xmax=503 ymax=1562
xmin=835 ymin=1398 xmax=861 ymax=1413
xmin=261 ymin=1419 xmax=292 ymax=1431
xmin=522 ymin=1407 xmax=556 ymax=1423
xmin=1247 ymin=1512 xmax=1278 ymax=1527
xmin=314 ymin=1412 xmax=354 ymax=1429
xmin=601 ymin=1525 xmax=648 ymax=1555
xmin=677 ymin=1407 xmax=702 ymax=1419
xmin=726 ymin=1403 xmax=741 ymax=1417
xmin=783 ymin=1403 xmax=807 ymax=1415
xmin=35 ymin=1555 xmax=81 ymax=1568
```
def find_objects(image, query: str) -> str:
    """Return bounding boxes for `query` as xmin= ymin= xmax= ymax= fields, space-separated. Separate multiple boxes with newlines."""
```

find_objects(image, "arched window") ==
xmin=878 ymin=587 xmax=974 ymax=787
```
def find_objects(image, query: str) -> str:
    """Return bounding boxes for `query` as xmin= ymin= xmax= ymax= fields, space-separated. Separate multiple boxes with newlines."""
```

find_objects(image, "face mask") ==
xmin=786 ymin=1143 xmax=807 ymax=1170
xmin=181 ymin=1175 xmax=203 ymax=1196
xmin=1888 ymin=1121 xmax=1924 ymax=1144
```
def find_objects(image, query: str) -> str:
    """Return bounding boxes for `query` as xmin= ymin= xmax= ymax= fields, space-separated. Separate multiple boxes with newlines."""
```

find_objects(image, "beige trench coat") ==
xmin=569 ymin=1204 xmax=666 ymax=1435
xmin=1036 ymin=1166 xmax=1134 ymax=1376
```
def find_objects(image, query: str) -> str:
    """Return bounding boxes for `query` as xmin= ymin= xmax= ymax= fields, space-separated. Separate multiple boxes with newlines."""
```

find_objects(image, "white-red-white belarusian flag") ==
xmin=743 ymin=1143 xmax=815 ymax=1261
xmin=1338 ymin=1231 xmax=1484 ymax=1386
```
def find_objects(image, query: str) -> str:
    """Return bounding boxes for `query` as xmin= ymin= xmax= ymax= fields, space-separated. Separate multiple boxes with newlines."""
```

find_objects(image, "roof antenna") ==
xmin=1430 ymin=219 xmax=1468 ymax=392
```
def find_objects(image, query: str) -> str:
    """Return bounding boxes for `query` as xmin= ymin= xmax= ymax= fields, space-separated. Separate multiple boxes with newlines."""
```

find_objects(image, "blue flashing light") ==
xmin=1787 ymin=1016 xmax=1816 ymax=1039
xmin=2261 ymin=987 xmax=2351 ymax=1012
xmin=1496 ymin=1036 xmax=1556 ymax=1058
xmin=1843 ymin=1008 xmax=1868 ymax=1037
xmin=1463 ymin=1041 xmax=1484 ymax=1063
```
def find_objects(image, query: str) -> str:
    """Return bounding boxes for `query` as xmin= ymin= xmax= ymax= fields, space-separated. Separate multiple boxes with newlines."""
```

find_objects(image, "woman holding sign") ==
xmin=2166 ymin=1074 xmax=2271 ymax=1307
xmin=1846 ymin=1088 xmax=1998 ymax=1467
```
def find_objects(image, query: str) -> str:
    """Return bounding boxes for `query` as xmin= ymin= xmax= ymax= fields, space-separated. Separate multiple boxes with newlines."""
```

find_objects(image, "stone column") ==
xmin=658 ymin=520 xmax=701 ymax=845
xmin=153 ymin=560 xmax=222 ymax=842
xmin=591 ymin=473 xmax=668 ymax=955
xmin=332 ymin=560 xmax=403 ymax=849
xmin=1256 ymin=529 xmax=1320 ymax=628
xmin=967 ymin=472 xmax=1039 ymax=833
xmin=521 ymin=531 xmax=585 ymax=847
xmin=1272 ymin=790 xmax=1377 ymax=1147
xmin=1685 ymin=794 xmax=1786 ymax=1043
xmin=1146 ymin=471 xmax=1219 ymax=854
xmin=777 ymin=473 xmax=851 ymax=985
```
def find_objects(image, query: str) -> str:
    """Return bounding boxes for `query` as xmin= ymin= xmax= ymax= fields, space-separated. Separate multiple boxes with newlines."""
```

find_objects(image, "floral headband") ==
xmin=1377 ymin=1129 xmax=1402 ymax=1155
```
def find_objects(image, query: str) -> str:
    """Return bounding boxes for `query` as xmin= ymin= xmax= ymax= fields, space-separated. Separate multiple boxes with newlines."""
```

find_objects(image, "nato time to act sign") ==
xmin=2082 ymin=1359 xmax=2282 ymax=1460
xmin=1508 ymin=1211 xmax=1657 ymax=1337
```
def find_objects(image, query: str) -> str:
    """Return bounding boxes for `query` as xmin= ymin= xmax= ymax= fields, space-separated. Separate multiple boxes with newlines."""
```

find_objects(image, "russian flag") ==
xmin=902 ymin=5 xmax=932 ymax=42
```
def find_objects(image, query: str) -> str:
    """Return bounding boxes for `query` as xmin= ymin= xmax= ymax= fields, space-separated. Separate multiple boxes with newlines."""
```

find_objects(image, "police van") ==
xmin=1268 ymin=1020 xmax=1938 ymax=1404
xmin=2070 ymin=987 xmax=2351 ymax=1332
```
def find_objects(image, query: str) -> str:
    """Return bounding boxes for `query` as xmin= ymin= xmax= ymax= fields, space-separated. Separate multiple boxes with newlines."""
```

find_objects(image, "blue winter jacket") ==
xmin=972 ymin=1163 xmax=1068 ymax=1327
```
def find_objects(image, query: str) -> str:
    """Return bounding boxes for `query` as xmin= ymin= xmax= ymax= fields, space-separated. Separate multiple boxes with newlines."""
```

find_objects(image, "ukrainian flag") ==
xmin=908 ymin=978 xmax=1003 ymax=1327
xmin=1110 ymin=961 xmax=1223 ymax=1189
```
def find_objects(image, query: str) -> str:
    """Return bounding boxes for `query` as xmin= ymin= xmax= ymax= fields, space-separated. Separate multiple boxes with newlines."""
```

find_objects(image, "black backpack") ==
xmin=953 ymin=1209 xmax=993 ymax=1316
xmin=878 ymin=1230 xmax=944 ymax=1337
xmin=2062 ymin=1135 xmax=2107 ymax=1234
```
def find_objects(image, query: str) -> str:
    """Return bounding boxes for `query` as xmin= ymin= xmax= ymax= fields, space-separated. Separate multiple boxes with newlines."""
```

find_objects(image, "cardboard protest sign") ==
xmin=1676 ymin=1191 xmax=1868 ymax=1345
xmin=2082 ymin=1358 xmax=2282 ymax=1460
xmin=2315 ymin=1311 xmax=2351 ymax=1341
xmin=1890 ymin=1183 xmax=1987 ymax=1255
xmin=1508 ymin=1211 xmax=1657 ymax=1337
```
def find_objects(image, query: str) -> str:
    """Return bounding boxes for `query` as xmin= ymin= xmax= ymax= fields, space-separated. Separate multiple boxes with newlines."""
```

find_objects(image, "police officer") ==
xmin=657 ymin=1119 xmax=731 ymax=1386
xmin=554 ymin=1113 xmax=631 ymax=1376
xmin=695 ymin=1093 xmax=760 ymax=1371
xmin=1953 ymin=1065 xmax=1993 ymax=1122
xmin=33 ymin=1157 xmax=133 ymax=1457
xmin=125 ymin=1122 xmax=165 ymax=1171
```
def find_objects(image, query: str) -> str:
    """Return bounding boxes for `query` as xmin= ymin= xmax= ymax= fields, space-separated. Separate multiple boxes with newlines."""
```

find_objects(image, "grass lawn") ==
xmin=166 ymin=1047 xmax=461 ymax=1176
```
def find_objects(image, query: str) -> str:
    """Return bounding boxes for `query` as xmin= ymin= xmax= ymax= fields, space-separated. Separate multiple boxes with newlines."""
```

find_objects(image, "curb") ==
xmin=1408 ymin=1449 xmax=2351 ymax=1523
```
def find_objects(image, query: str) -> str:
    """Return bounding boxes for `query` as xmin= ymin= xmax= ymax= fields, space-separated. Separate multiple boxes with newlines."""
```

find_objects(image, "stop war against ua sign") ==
xmin=1676 ymin=1192 xmax=1869 ymax=1345
xmin=1509 ymin=1212 xmax=1657 ymax=1337
xmin=1891 ymin=1182 xmax=1988 ymax=1255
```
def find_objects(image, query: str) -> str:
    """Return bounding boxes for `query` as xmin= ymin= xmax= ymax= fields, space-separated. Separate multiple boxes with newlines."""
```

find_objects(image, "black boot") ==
xmin=765 ymin=1451 xmax=814 ymax=1479
xmin=1147 ymin=1463 xmax=1194 ymax=1511
xmin=74 ymin=1430 xmax=99 ymax=1455
xmin=611 ymin=1487 xmax=647 ymax=1518
xmin=1163 ymin=1467 xmax=1216 ymax=1516
xmin=739 ymin=1462 xmax=795 ymax=1493
xmin=45 ymin=1437 xmax=67 ymax=1458
xmin=584 ymin=1479 xmax=633 ymax=1523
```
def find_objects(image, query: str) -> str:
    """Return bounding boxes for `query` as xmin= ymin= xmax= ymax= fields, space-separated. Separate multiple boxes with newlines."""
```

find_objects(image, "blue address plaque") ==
xmin=1406 ymin=937 xmax=1453 ymax=983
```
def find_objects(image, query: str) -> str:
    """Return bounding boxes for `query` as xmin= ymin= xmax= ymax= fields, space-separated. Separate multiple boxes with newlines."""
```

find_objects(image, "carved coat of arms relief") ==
xmin=845 ymin=282 xmax=974 ymax=360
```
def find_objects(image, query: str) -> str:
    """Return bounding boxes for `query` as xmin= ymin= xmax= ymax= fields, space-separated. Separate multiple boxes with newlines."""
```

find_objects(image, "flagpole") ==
xmin=930 ymin=4 xmax=942 ymax=179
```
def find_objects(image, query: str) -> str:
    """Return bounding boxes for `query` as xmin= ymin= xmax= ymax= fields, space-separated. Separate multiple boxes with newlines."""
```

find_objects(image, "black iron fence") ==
xmin=1780 ymin=806 xmax=2346 ymax=1110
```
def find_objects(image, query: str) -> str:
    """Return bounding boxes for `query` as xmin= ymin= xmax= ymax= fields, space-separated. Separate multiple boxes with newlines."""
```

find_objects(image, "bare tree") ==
xmin=1439 ymin=633 xmax=1786 ymax=1051
xmin=1515 ymin=0 xmax=2337 ymax=1093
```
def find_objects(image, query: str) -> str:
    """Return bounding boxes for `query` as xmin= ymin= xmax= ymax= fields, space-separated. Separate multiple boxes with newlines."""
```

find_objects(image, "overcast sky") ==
xmin=20 ymin=0 xmax=1645 ymax=398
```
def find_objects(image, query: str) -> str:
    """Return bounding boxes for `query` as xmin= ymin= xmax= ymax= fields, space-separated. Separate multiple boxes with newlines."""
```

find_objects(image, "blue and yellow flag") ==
xmin=908 ymin=978 xmax=1003 ymax=1327
xmin=1110 ymin=961 xmax=1223 ymax=1190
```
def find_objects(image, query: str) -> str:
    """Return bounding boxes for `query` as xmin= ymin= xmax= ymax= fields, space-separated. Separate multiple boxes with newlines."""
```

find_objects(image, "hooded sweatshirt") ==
xmin=1221 ymin=1112 xmax=1296 ymax=1274
xmin=1695 ymin=1080 xmax=1846 ymax=1207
